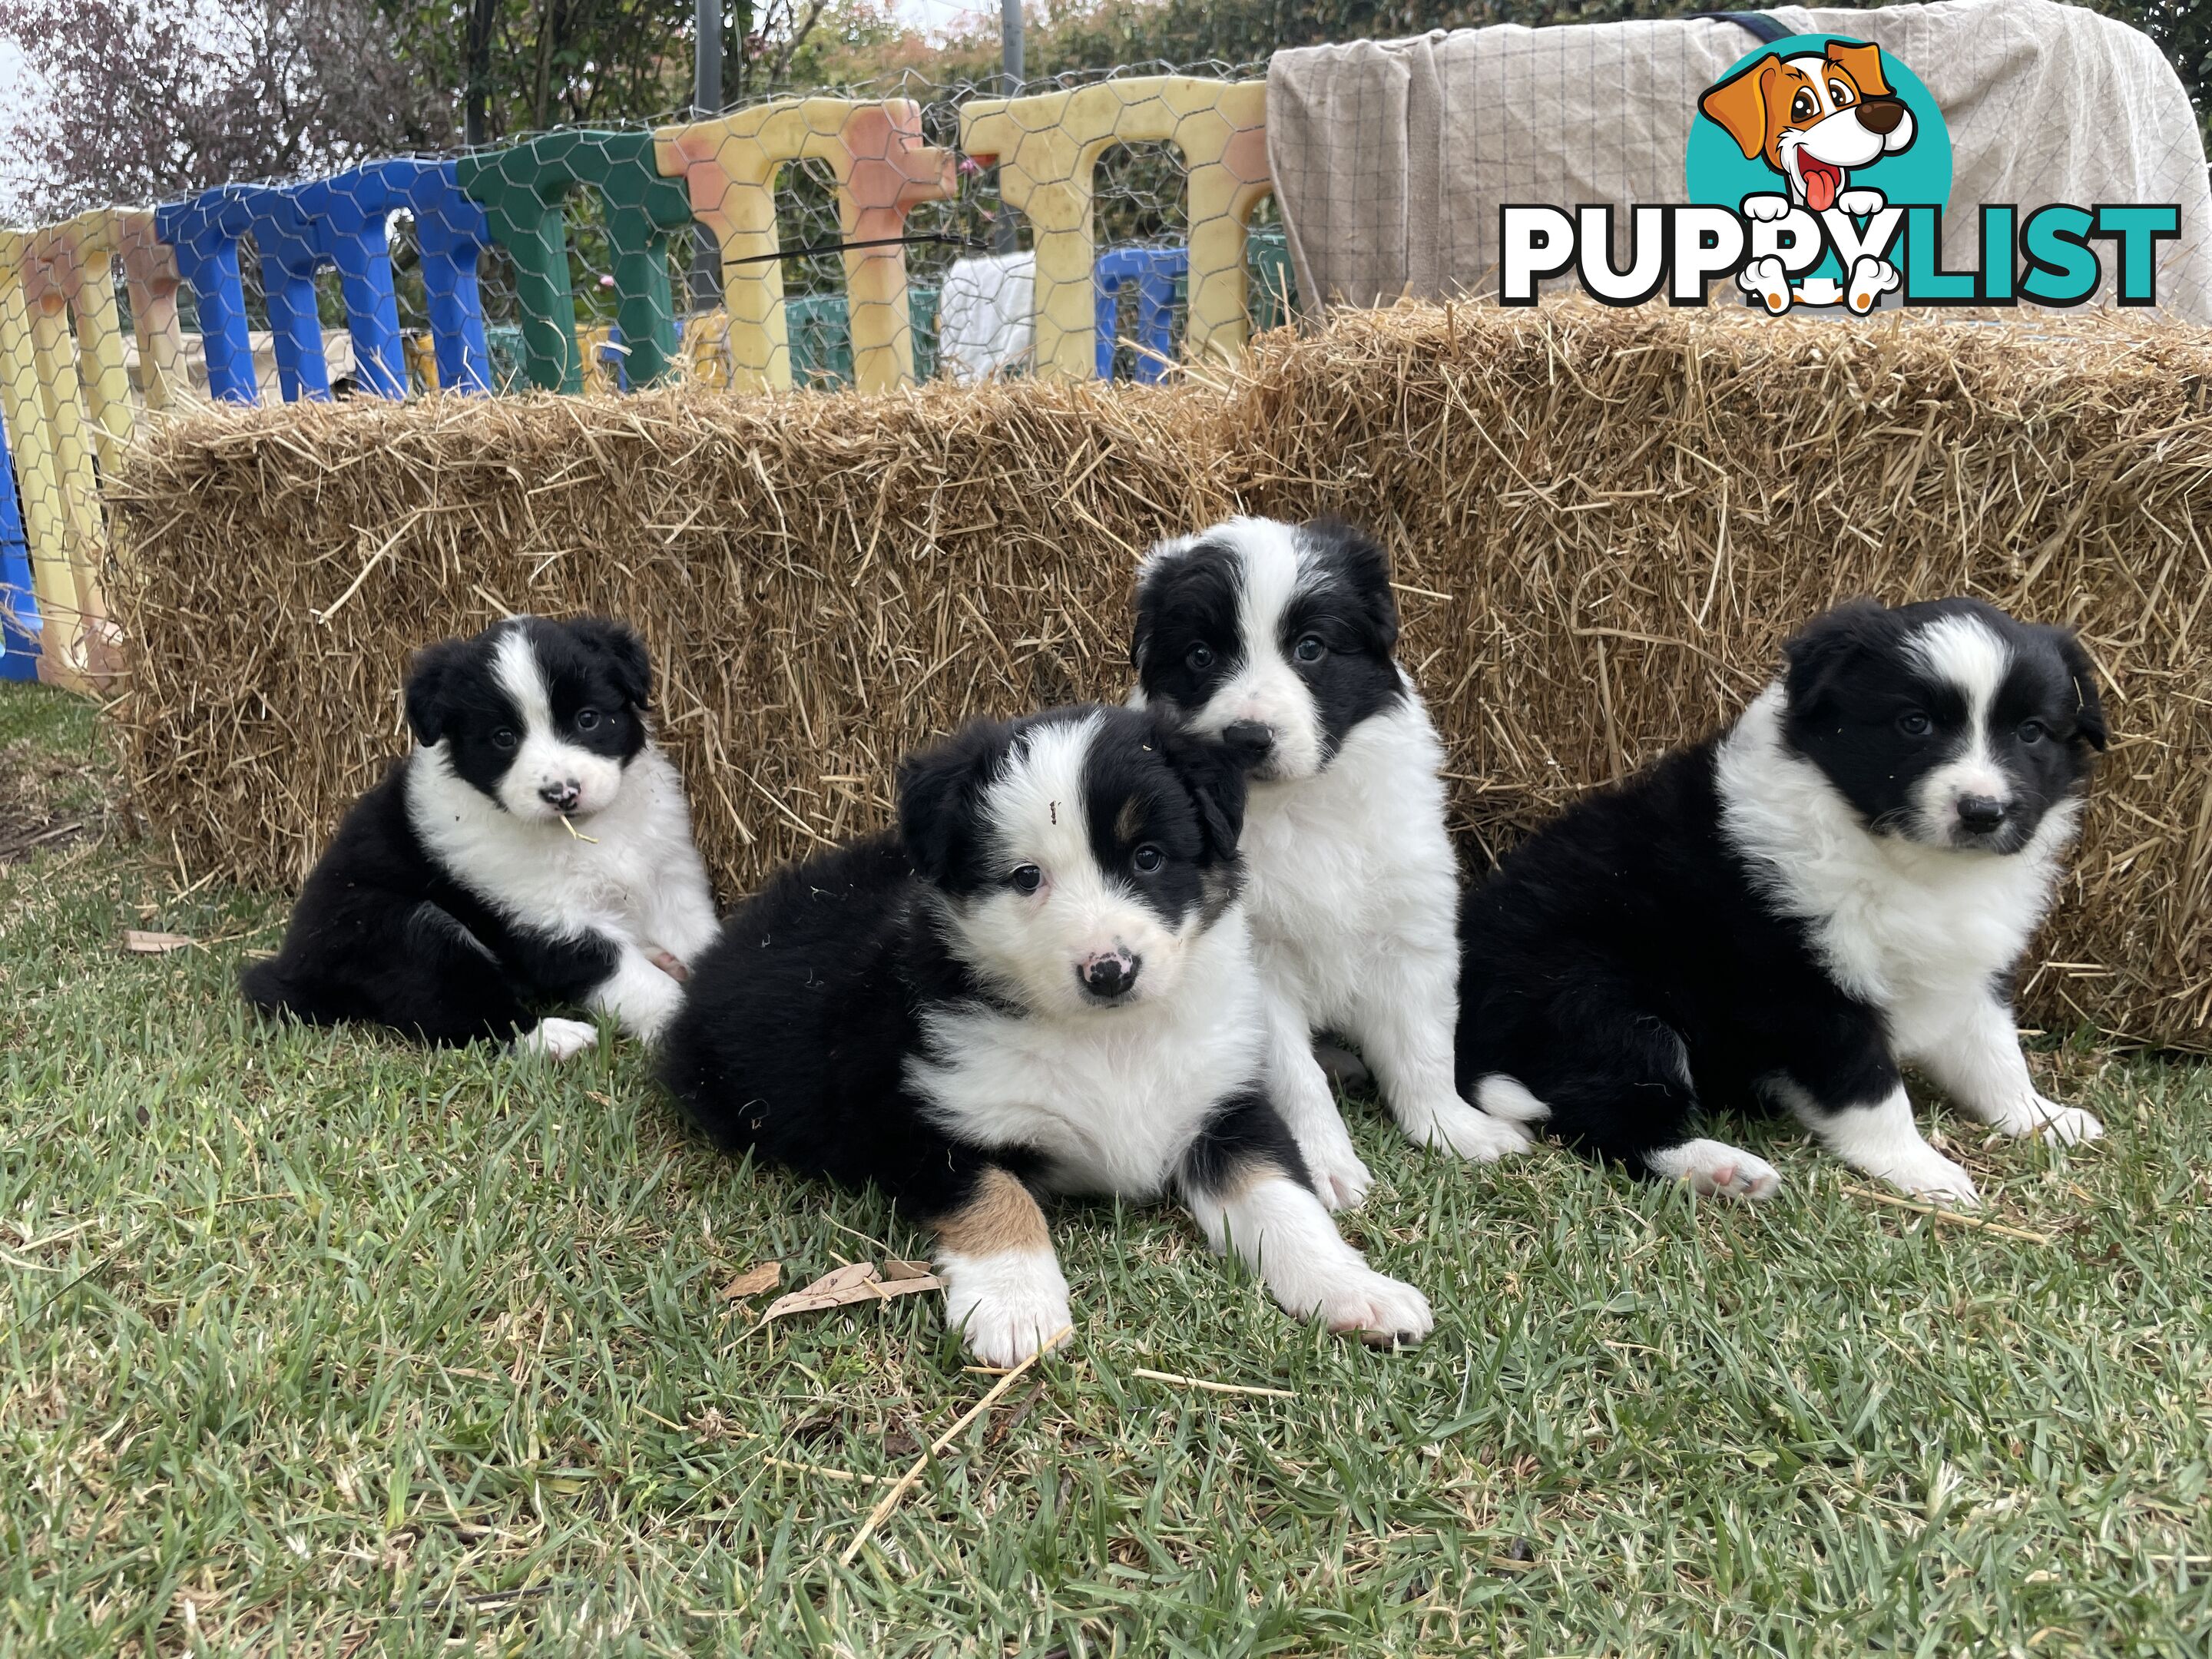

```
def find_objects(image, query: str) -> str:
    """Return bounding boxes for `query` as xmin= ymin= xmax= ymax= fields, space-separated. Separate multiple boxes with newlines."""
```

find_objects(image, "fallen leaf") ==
xmin=123 ymin=930 xmax=194 ymax=954
xmin=720 ymin=1261 xmax=782 ymax=1300
xmin=762 ymin=1261 xmax=944 ymax=1323
xmin=882 ymin=1258 xmax=934 ymax=1281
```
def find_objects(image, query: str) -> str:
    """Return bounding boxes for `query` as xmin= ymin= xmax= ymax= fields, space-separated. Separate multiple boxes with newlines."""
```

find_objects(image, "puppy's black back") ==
xmin=243 ymin=762 xmax=617 ymax=1045
xmin=1455 ymin=741 xmax=1850 ymax=1162
xmin=658 ymin=831 xmax=987 ymax=1204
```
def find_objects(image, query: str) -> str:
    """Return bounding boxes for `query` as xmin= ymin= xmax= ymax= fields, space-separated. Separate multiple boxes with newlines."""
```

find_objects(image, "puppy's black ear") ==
xmin=1154 ymin=717 xmax=1256 ymax=863
xmin=2050 ymin=628 xmax=2110 ymax=752
xmin=898 ymin=720 xmax=1011 ymax=885
xmin=571 ymin=617 xmax=652 ymax=710
xmin=1782 ymin=598 xmax=1889 ymax=715
xmin=1307 ymin=518 xmax=1400 ymax=655
xmin=402 ymin=637 xmax=470 ymax=746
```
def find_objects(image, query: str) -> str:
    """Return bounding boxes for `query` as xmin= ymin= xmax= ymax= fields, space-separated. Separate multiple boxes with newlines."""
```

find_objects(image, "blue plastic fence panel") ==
xmin=1094 ymin=245 xmax=1187 ymax=383
xmin=0 ymin=409 xmax=38 ymax=680
xmin=379 ymin=160 xmax=494 ymax=395
xmin=154 ymin=187 xmax=259 ymax=404
xmin=233 ymin=184 xmax=333 ymax=402
xmin=290 ymin=165 xmax=409 ymax=399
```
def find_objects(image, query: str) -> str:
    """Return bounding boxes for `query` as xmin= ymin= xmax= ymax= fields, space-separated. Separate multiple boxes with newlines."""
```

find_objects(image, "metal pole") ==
xmin=995 ymin=0 xmax=1024 ymax=253
xmin=689 ymin=0 xmax=724 ymax=313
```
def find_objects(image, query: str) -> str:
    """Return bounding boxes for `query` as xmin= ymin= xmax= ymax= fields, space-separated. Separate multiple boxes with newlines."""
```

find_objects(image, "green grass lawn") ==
xmin=3 ymin=678 xmax=2208 ymax=1657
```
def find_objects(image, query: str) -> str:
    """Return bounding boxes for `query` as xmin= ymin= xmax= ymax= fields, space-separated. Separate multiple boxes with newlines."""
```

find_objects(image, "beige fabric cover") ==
xmin=1266 ymin=0 xmax=2212 ymax=322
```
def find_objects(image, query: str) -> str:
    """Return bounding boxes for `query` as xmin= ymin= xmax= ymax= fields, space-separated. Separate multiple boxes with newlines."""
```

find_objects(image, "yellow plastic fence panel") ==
xmin=0 ymin=233 xmax=94 ymax=690
xmin=26 ymin=212 xmax=136 ymax=475
xmin=114 ymin=210 xmax=189 ymax=409
xmin=656 ymin=99 xmax=955 ymax=392
xmin=962 ymin=77 xmax=1271 ymax=383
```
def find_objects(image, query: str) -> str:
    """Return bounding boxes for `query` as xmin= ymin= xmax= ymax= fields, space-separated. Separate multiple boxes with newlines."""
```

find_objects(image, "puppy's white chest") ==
xmin=908 ymin=941 xmax=1266 ymax=1198
xmin=408 ymin=745 xmax=687 ymax=937
xmin=1240 ymin=700 xmax=1457 ymax=1002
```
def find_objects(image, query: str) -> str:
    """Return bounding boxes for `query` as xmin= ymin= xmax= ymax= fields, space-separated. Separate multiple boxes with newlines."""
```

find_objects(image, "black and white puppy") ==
xmin=659 ymin=705 xmax=1432 ymax=1367
xmin=1131 ymin=517 xmax=1527 ymax=1210
xmin=243 ymin=615 xmax=719 ymax=1056
xmin=1455 ymin=597 xmax=2108 ymax=1207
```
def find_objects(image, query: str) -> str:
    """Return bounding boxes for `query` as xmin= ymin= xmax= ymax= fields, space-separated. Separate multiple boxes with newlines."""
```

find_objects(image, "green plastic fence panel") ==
xmin=1247 ymin=226 xmax=1296 ymax=336
xmin=910 ymin=286 xmax=938 ymax=383
xmin=483 ymin=324 xmax=532 ymax=393
xmin=786 ymin=294 xmax=854 ymax=389
xmin=456 ymin=131 xmax=694 ymax=393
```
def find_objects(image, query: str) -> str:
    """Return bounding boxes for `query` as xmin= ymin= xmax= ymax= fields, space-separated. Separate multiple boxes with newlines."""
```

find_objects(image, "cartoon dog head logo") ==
xmin=1700 ymin=41 xmax=1916 ymax=214
xmin=1687 ymin=34 xmax=1952 ymax=315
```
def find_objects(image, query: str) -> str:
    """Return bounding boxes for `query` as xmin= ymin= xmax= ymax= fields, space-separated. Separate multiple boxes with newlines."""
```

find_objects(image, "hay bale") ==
xmin=1230 ymin=302 xmax=2212 ymax=1050
xmin=105 ymin=382 xmax=1232 ymax=902
xmin=107 ymin=301 xmax=2212 ymax=1049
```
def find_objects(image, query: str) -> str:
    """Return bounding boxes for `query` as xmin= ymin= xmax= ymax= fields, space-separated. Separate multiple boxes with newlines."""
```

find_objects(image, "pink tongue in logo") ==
xmin=1803 ymin=160 xmax=1841 ymax=212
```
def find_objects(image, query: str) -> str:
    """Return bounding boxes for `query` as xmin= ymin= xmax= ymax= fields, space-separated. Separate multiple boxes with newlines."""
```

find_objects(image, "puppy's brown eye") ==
xmin=492 ymin=727 xmax=518 ymax=751
xmin=1186 ymin=644 xmax=1214 ymax=673
xmin=1829 ymin=81 xmax=1853 ymax=106
xmin=1132 ymin=844 xmax=1164 ymax=874
xmin=1793 ymin=91 xmax=1816 ymax=121
xmin=1009 ymin=865 xmax=1043 ymax=894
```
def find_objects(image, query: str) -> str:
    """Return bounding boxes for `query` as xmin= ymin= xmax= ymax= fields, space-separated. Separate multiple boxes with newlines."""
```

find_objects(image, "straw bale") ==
xmin=105 ymin=381 xmax=1231 ymax=906
xmin=1230 ymin=302 xmax=2212 ymax=1050
xmin=107 ymin=300 xmax=2211 ymax=1048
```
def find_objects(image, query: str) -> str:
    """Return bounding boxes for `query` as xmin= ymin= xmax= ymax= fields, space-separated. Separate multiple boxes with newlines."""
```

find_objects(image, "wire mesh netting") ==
xmin=6 ymin=8 xmax=2212 ymax=689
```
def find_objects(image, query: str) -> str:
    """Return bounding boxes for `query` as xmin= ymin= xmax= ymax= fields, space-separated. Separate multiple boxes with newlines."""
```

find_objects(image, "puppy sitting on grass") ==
xmin=243 ymin=615 xmax=719 ymax=1058
xmin=658 ymin=705 xmax=1432 ymax=1367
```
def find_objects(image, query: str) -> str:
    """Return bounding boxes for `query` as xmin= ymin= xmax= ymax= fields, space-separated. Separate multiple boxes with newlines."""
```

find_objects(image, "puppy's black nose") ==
xmin=1079 ymin=952 xmax=1139 ymax=1000
xmin=540 ymin=780 xmax=581 ymax=812
xmin=1858 ymin=96 xmax=1906 ymax=135
xmin=1956 ymin=795 xmax=2008 ymax=833
xmin=1222 ymin=720 xmax=1275 ymax=756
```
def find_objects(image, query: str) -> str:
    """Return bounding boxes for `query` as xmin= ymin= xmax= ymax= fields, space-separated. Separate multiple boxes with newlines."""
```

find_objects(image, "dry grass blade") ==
xmin=1131 ymin=1367 xmax=1296 ymax=1399
xmin=1839 ymin=1184 xmax=2055 ymax=1244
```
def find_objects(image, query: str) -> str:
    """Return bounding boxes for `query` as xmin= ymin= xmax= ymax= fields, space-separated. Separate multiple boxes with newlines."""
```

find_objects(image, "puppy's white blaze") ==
xmin=956 ymin=712 xmax=1189 ymax=1013
xmin=1180 ymin=518 xmax=1330 ymax=780
xmin=1905 ymin=614 xmax=2015 ymax=843
xmin=489 ymin=626 xmax=623 ymax=820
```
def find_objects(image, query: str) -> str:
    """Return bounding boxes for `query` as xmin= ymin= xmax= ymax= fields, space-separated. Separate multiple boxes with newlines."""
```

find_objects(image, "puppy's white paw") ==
xmin=1992 ymin=1097 xmax=2104 ymax=1147
xmin=517 ymin=1017 xmax=599 ymax=1062
xmin=1647 ymin=1138 xmax=1782 ymax=1200
xmin=1740 ymin=192 xmax=1793 ymax=223
xmin=1882 ymin=1148 xmax=1982 ymax=1208
xmin=1846 ymin=256 xmax=1900 ymax=314
xmin=1407 ymin=1098 xmax=1532 ymax=1163
xmin=1737 ymin=254 xmax=1793 ymax=314
xmin=1296 ymin=1123 xmax=1374 ymax=1212
xmin=1310 ymin=1267 xmax=1434 ymax=1349
xmin=941 ymin=1250 xmax=1072 ymax=1369
xmin=1835 ymin=187 xmax=1888 ymax=216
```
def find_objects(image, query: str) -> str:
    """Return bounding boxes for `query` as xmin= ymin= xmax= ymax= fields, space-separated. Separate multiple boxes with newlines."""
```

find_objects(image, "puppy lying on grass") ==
xmin=659 ymin=705 xmax=1432 ymax=1367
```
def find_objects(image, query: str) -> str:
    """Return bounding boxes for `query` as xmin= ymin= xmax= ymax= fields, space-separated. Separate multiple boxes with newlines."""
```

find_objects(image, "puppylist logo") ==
xmin=1501 ymin=35 xmax=2180 ymax=313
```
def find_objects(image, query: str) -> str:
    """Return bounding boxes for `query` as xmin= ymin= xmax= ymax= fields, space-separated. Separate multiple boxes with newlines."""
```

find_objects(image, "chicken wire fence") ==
xmin=8 ymin=6 xmax=2212 ymax=685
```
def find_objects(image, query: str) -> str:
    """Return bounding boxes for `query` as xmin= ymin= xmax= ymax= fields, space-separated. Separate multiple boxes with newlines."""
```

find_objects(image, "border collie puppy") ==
xmin=659 ymin=705 xmax=1432 ymax=1367
xmin=243 ymin=615 xmax=719 ymax=1058
xmin=1456 ymin=597 xmax=2108 ymax=1207
xmin=1131 ymin=517 xmax=1526 ymax=1211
